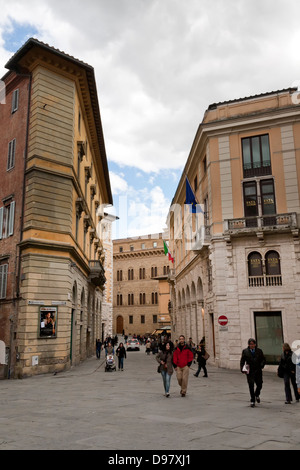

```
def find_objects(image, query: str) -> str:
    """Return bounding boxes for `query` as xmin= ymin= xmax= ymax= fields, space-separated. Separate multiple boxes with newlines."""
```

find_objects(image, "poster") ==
xmin=39 ymin=306 xmax=57 ymax=338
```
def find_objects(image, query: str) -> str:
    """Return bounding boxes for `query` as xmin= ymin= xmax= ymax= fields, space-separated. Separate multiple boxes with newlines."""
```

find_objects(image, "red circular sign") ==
xmin=218 ymin=315 xmax=228 ymax=326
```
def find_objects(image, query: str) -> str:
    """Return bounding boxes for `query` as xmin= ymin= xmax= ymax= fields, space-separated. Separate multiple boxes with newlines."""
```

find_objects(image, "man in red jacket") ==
xmin=172 ymin=335 xmax=194 ymax=397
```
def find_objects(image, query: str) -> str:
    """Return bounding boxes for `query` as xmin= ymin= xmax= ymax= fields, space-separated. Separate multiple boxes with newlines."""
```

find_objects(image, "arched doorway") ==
xmin=116 ymin=315 xmax=124 ymax=334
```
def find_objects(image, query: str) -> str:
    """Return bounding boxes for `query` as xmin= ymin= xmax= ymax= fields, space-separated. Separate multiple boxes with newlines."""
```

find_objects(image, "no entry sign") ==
xmin=218 ymin=315 xmax=228 ymax=326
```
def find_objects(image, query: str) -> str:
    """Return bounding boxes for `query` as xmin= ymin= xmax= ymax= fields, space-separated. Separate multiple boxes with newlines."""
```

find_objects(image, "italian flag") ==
xmin=163 ymin=240 xmax=174 ymax=263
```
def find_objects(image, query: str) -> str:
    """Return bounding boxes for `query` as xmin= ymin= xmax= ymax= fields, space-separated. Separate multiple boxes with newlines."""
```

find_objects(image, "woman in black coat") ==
xmin=194 ymin=343 xmax=208 ymax=377
xmin=279 ymin=343 xmax=300 ymax=404
xmin=116 ymin=343 xmax=127 ymax=371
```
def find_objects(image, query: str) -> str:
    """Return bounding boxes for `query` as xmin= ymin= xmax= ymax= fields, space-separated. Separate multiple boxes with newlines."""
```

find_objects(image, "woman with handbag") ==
xmin=194 ymin=342 xmax=209 ymax=378
xmin=156 ymin=342 xmax=174 ymax=397
xmin=278 ymin=343 xmax=300 ymax=404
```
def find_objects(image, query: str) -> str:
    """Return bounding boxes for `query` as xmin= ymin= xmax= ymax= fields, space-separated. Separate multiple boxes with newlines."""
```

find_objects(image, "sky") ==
xmin=1 ymin=0 xmax=300 ymax=240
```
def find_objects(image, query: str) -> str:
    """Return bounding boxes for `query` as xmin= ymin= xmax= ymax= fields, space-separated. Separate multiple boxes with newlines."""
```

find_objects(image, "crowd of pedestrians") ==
xmin=96 ymin=332 xmax=300 ymax=407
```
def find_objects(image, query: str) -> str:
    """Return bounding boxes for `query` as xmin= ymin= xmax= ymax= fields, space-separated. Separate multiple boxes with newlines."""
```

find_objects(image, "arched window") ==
xmin=248 ymin=252 xmax=263 ymax=286
xmin=265 ymin=251 xmax=282 ymax=286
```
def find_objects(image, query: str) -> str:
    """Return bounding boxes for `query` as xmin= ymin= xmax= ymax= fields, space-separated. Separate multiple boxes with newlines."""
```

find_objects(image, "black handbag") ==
xmin=277 ymin=364 xmax=284 ymax=378
xmin=157 ymin=365 xmax=161 ymax=373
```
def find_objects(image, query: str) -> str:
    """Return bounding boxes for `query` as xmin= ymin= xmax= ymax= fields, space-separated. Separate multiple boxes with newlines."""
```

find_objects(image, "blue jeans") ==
xmin=118 ymin=357 xmax=124 ymax=369
xmin=161 ymin=370 xmax=172 ymax=394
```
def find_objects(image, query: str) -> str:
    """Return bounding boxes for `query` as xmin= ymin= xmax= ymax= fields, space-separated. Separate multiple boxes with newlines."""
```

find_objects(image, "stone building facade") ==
xmin=167 ymin=88 xmax=300 ymax=369
xmin=113 ymin=234 xmax=171 ymax=337
xmin=0 ymin=39 xmax=112 ymax=378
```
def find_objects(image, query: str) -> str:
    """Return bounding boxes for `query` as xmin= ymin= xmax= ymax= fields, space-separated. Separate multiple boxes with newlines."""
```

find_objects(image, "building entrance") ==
xmin=116 ymin=315 xmax=124 ymax=334
xmin=254 ymin=311 xmax=283 ymax=364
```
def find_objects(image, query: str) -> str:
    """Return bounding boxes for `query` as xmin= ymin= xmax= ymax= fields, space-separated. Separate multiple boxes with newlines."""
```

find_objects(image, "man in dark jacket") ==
xmin=240 ymin=338 xmax=266 ymax=407
xmin=173 ymin=335 xmax=194 ymax=397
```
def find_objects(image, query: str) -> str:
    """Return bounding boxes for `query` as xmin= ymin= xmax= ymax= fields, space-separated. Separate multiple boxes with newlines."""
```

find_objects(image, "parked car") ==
xmin=126 ymin=338 xmax=140 ymax=351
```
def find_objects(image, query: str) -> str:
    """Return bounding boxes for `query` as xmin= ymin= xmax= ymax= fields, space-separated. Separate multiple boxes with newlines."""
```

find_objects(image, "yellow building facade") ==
xmin=3 ymin=39 xmax=112 ymax=377
xmin=113 ymin=234 xmax=171 ymax=337
xmin=168 ymin=88 xmax=300 ymax=368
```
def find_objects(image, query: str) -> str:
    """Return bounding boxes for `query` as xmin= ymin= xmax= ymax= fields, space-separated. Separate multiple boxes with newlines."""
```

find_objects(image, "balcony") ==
xmin=89 ymin=260 xmax=106 ymax=287
xmin=224 ymin=213 xmax=298 ymax=237
xmin=248 ymin=274 xmax=282 ymax=287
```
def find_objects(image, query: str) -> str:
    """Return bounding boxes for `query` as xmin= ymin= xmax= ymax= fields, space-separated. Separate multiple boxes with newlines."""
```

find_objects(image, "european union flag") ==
xmin=185 ymin=177 xmax=203 ymax=213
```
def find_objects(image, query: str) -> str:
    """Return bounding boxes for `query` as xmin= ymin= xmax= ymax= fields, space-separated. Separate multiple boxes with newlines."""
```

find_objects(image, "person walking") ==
xmin=240 ymin=338 xmax=266 ymax=407
xmin=172 ymin=335 xmax=194 ymax=397
xmin=156 ymin=342 xmax=174 ymax=397
xmin=116 ymin=342 xmax=126 ymax=371
xmin=96 ymin=339 xmax=102 ymax=359
xmin=278 ymin=343 xmax=300 ymax=404
xmin=194 ymin=342 xmax=208 ymax=377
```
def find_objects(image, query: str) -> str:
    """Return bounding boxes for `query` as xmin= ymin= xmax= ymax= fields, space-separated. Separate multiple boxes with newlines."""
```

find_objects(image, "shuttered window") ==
xmin=0 ymin=264 xmax=8 ymax=299
xmin=7 ymin=139 xmax=16 ymax=170
xmin=0 ymin=201 xmax=15 ymax=239
xmin=11 ymin=89 xmax=19 ymax=113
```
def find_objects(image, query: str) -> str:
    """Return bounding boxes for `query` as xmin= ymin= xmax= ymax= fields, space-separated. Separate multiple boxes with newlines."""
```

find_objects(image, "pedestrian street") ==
xmin=1 ymin=342 xmax=299 ymax=451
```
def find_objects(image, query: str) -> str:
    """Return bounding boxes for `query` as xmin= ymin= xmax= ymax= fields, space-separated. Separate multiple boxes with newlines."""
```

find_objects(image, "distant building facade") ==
xmin=113 ymin=234 xmax=171 ymax=337
xmin=0 ymin=39 xmax=112 ymax=378
xmin=167 ymin=88 xmax=300 ymax=369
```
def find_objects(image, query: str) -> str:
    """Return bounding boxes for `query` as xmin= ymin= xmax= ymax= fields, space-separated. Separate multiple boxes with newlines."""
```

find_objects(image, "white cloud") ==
xmin=109 ymin=171 xmax=129 ymax=195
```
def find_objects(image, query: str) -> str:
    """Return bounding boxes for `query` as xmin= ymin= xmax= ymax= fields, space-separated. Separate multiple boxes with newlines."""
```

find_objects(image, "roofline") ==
xmin=207 ymin=87 xmax=297 ymax=110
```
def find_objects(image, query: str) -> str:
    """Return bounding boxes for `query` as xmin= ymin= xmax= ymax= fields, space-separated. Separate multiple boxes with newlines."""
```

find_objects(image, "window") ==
xmin=119 ymin=246 xmax=123 ymax=252
xmin=141 ymin=243 xmax=145 ymax=249
xmin=129 ymin=315 xmax=133 ymax=324
xmin=265 ymin=251 xmax=282 ymax=286
xmin=153 ymin=315 xmax=157 ymax=324
xmin=260 ymin=179 xmax=276 ymax=225
xmin=243 ymin=179 xmax=276 ymax=227
xmin=7 ymin=139 xmax=16 ymax=171
xmin=139 ymin=268 xmax=145 ymax=279
xmin=151 ymin=266 xmax=157 ymax=277
xmin=117 ymin=294 xmax=123 ymax=306
xmin=128 ymin=293 xmax=134 ymax=305
xmin=140 ymin=293 xmax=146 ymax=305
xmin=163 ymin=266 xmax=169 ymax=275
xmin=203 ymin=156 xmax=207 ymax=174
xmin=0 ymin=264 xmax=8 ymax=299
xmin=0 ymin=201 xmax=15 ymax=239
xmin=248 ymin=252 xmax=263 ymax=286
xmin=128 ymin=268 xmax=134 ymax=280
xmin=153 ymin=242 xmax=157 ymax=248
xmin=194 ymin=175 xmax=198 ymax=192
xmin=242 ymin=134 xmax=271 ymax=177
xmin=151 ymin=292 xmax=158 ymax=304
xmin=248 ymin=250 xmax=282 ymax=287
xmin=141 ymin=315 xmax=145 ymax=324
xmin=11 ymin=89 xmax=19 ymax=113
xmin=117 ymin=270 xmax=123 ymax=281
xmin=130 ymin=245 xmax=134 ymax=251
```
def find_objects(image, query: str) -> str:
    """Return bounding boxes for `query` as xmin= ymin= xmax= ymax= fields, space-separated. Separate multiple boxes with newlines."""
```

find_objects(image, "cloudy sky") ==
xmin=1 ymin=0 xmax=300 ymax=239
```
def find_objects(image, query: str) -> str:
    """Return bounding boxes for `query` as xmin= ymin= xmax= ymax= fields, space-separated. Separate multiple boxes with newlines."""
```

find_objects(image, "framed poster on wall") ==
xmin=39 ymin=306 xmax=57 ymax=338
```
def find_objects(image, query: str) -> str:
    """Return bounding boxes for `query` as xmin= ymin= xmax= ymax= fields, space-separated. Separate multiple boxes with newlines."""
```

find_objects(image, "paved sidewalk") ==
xmin=0 ymin=344 xmax=299 ymax=450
